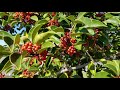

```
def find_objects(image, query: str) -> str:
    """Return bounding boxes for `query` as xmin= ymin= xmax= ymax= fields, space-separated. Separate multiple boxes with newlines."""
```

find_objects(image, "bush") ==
xmin=0 ymin=12 xmax=120 ymax=78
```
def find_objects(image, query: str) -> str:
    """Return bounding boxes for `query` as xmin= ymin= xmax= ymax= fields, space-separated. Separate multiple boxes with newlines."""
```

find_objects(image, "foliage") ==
xmin=0 ymin=12 xmax=120 ymax=78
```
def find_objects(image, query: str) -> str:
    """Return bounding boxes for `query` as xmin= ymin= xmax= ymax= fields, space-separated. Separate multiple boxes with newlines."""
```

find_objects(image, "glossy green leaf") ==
xmin=45 ymin=70 xmax=51 ymax=77
xmin=52 ymin=58 xmax=62 ymax=67
xmin=0 ymin=56 xmax=9 ymax=71
xmin=49 ymin=35 xmax=60 ymax=44
xmin=76 ymin=12 xmax=87 ymax=20
xmin=87 ymin=29 xmax=95 ymax=35
xmin=14 ymin=34 xmax=20 ymax=45
xmin=29 ymin=67 xmax=39 ymax=72
xmin=67 ymin=15 xmax=75 ymax=22
xmin=33 ymin=31 xmax=56 ymax=45
xmin=94 ymin=71 xmax=110 ymax=78
xmin=10 ymin=53 xmax=22 ymax=70
xmin=0 ymin=45 xmax=11 ymax=55
xmin=31 ymin=15 xmax=38 ymax=21
xmin=104 ymin=60 xmax=120 ymax=76
xmin=41 ymin=41 xmax=55 ymax=49
xmin=10 ymin=21 xmax=18 ymax=27
xmin=59 ymin=13 xmax=70 ymax=25
xmin=0 ymin=31 xmax=13 ymax=40
xmin=35 ymin=19 xmax=48 ymax=25
xmin=59 ymin=73 xmax=68 ymax=78
xmin=28 ymin=23 xmax=47 ymax=41
xmin=88 ymin=61 xmax=96 ymax=76
xmin=104 ymin=17 xmax=120 ymax=26
xmin=45 ymin=56 xmax=52 ymax=68
xmin=79 ymin=17 xmax=106 ymax=28
xmin=105 ymin=13 xmax=113 ymax=19
xmin=74 ymin=44 xmax=82 ymax=50
xmin=4 ymin=36 xmax=14 ymax=47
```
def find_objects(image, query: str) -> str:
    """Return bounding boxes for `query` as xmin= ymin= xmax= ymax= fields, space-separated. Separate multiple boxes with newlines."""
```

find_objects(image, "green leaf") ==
xmin=7 ymin=15 xmax=13 ymax=23
xmin=0 ymin=56 xmax=9 ymax=71
xmin=45 ymin=56 xmax=51 ymax=68
xmin=45 ymin=70 xmax=51 ymax=77
xmin=59 ymin=13 xmax=70 ymax=25
xmin=87 ymin=29 xmax=95 ymax=35
xmin=88 ymin=61 xmax=96 ymax=76
xmin=76 ymin=12 xmax=87 ymax=20
xmin=79 ymin=17 xmax=106 ymax=28
xmin=33 ymin=31 xmax=56 ymax=45
xmin=59 ymin=73 xmax=68 ymax=78
xmin=74 ymin=44 xmax=82 ymax=50
xmin=0 ymin=31 xmax=13 ymax=40
xmin=82 ymin=71 xmax=88 ymax=78
xmin=104 ymin=60 xmax=120 ymax=76
xmin=53 ymin=26 xmax=64 ymax=32
xmin=14 ymin=34 xmax=20 ymax=45
xmin=4 ymin=36 xmax=14 ymax=47
xmin=105 ymin=13 xmax=113 ymax=19
xmin=2 ymin=20 xmax=7 ymax=26
xmin=41 ymin=41 xmax=55 ymax=49
xmin=0 ymin=45 xmax=11 ymax=55
xmin=10 ymin=21 xmax=18 ymax=27
xmin=52 ymin=58 xmax=62 ymax=67
xmin=29 ymin=67 xmax=39 ymax=72
xmin=48 ymin=26 xmax=64 ymax=32
xmin=28 ymin=23 xmax=47 ymax=41
xmin=35 ymin=19 xmax=48 ymax=25
xmin=94 ymin=71 xmax=111 ymax=78
xmin=43 ymin=13 xmax=49 ymax=18
xmin=31 ymin=15 xmax=38 ymax=21
xmin=104 ymin=17 xmax=120 ymax=26
xmin=67 ymin=15 xmax=75 ymax=22
xmin=10 ymin=53 xmax=22 ymax=70
xmin=49 ymin=36 xmax=60 ymax=45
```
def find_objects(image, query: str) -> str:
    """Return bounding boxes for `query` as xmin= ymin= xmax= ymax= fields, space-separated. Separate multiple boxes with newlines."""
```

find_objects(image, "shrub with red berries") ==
xmin=0 ymin=12 xmax=120 ymax=78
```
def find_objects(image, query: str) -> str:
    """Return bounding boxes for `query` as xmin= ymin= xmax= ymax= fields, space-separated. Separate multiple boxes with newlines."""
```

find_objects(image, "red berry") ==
xmin=27 ymin=49 xmax=32 ymax=53
xmin=52 ymin=12 xmax=56 ymax=17
xmin=70 ymin=38 xmax=77 ymax=44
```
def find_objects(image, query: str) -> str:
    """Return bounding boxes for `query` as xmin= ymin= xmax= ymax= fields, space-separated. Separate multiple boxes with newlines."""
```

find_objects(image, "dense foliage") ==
xmin=0 ymin=12 xmax=120 ymax=78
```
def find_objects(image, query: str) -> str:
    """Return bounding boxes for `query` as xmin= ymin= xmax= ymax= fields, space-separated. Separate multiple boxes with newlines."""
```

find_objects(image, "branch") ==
xmin=57 ymin=63 xmax=89 ymax=75
xmin=86 ymin=50 xmax=94 ymax=61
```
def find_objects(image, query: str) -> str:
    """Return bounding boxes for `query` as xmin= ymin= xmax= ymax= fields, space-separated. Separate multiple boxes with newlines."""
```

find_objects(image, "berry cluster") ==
xmin=29 ymin=50 xmax=48 ymax=66
xmin=13 ymin=12 xmax=34 ymax=24
xmin=21 ymin=42 xmax=41 ymax=54
xmin=39 ymin=50 xmax=48 ymax=60
xmin=83 ymin=28 xmax=100 ymax=47
xmin=22 ymin=69 xmax=35 ymax=78
xmin=96 ymin=12 xmax=105 ymax=17
xmin=67 ymin=46 xmax=76 ymax=56
xmin=59 ymin=32 xmax=77 ymax=56
xmin=47 ymin=19 xmax=60 ymax=26
xmin=4 ymin=24 xmax=11 ymax=31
